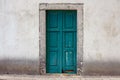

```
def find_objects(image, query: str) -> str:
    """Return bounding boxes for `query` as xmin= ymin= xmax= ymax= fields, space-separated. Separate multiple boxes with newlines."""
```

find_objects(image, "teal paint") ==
xmin=46 ymin=10 xmax=77 ymax=74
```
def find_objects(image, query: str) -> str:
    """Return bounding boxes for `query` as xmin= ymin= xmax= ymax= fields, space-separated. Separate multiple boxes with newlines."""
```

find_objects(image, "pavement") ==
xmin=0 ymin=74 xmax=120 ymax=80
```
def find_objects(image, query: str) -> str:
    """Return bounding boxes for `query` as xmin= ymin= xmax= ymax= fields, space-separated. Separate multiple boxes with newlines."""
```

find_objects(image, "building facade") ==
xmin=0 ymin=0 xmax=120 ymax=75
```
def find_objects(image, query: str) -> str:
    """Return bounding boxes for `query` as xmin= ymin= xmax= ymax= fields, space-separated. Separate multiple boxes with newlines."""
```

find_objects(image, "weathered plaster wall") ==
xmin=82 ymin=0 xmax=120 ymax=75
xmin=0 ymin=0 xmax=120 ymax=75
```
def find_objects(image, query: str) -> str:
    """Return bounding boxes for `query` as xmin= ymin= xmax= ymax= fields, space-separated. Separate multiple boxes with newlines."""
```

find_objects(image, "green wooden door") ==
xmin=46 ymin=10 xmax=77 ymax=73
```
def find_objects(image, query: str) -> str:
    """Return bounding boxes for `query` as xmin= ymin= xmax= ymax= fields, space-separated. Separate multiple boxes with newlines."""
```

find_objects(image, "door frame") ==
xmin=39 ymin=3 xmax=83 ymax=75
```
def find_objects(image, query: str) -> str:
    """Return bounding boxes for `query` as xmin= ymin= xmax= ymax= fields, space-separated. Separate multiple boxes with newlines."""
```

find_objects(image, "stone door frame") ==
xmin=39 ymin=3 xmax=83 ymax=75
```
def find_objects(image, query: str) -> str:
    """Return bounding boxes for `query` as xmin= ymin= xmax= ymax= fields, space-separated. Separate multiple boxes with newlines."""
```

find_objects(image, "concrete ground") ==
xmin=0 ymin=74 xmax=120 ymax=80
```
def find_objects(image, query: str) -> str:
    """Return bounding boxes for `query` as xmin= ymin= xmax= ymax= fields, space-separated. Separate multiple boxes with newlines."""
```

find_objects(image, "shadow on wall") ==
xmin=0 ymin=59 xmax=39 ymax=75
xmin=83 ymin=61 xmax=120 ymax=76
xmin=1 ymin=59 xmax=120 ymax=75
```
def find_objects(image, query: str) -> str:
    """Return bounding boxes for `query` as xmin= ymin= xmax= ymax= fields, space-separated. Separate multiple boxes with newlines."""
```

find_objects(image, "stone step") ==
xmin=0 ymin=74 xmax=120 ymax=80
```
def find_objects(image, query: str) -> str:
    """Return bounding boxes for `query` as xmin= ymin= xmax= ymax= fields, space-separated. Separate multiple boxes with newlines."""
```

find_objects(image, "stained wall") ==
xmin=0 ymin=0 xmax=120 ymax=75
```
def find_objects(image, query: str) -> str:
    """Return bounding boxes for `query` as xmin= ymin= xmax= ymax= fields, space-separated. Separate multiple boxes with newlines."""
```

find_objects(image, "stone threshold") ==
xmin=0 ymin=74 xmax=120 ymax=80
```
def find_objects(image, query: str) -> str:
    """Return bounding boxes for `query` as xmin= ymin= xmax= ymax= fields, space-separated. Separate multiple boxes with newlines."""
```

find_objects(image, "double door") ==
xmin=46 ymin=10 xmax=77 ymax=73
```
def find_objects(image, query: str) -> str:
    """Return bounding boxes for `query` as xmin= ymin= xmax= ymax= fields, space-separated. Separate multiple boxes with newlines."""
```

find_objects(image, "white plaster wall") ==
xmin=0 ymin=0 xmax=120 ymax=74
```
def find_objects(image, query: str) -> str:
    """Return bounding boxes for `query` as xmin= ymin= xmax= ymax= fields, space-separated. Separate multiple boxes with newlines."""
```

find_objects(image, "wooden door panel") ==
xmin=46 ymin=10 xmax=77 ymax=73
xmin=63 ymin=32 xmax=76 ymax=73
xmin=63 ymin=11 xmax=76 ymax=31
xmin=64 ymin=32 xmax=74 ymax=48
xmin=62 ymin=11 xmax=77 ymax=73
xmin=46 ymin=11 xmax=62 ymax=73
xmin=47 ymin=32 xmax=58 ymax=47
